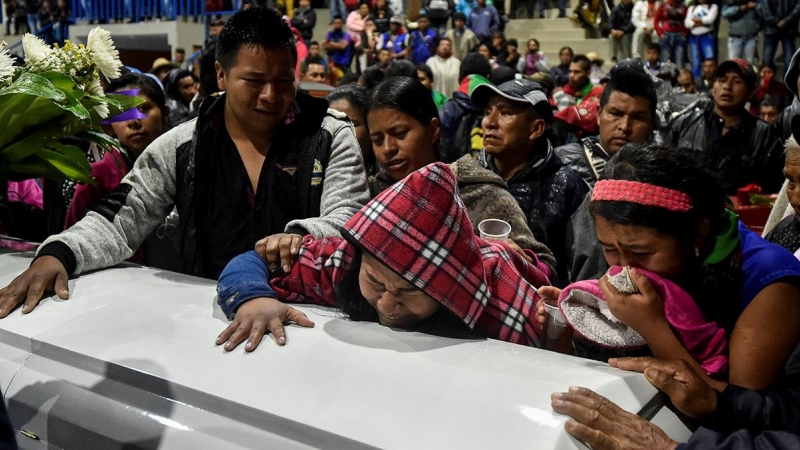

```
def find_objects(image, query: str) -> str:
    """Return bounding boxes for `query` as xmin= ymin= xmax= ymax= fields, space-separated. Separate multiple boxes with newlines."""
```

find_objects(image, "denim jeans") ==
xmin=689 ymin=32 xmax=715 ymax=79
xmin=763 ymin=34 xmax=798 ymax=70
xmin=27 ymin=13 xmax=37 ymax=33
xmin=660 ymin=32 xmax=686 ymax=68
xmin=728 ymin=36 xmax=757 ymax=64
xmin=80 ymin=0 xmax=93 ymax=21
xmin=330 ymin=0 xmax=347 ymax=19
xmin=53 ymin=21 xmax=68 ymax=46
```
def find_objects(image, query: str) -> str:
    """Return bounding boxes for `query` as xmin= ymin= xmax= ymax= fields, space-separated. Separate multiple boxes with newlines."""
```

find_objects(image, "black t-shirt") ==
xmin=201 ymin=121 xmax=298 ymax=279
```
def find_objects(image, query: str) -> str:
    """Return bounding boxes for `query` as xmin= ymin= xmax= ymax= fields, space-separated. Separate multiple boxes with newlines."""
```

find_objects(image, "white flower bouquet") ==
xmin=0 ymin=28 xmax=142 ymax=184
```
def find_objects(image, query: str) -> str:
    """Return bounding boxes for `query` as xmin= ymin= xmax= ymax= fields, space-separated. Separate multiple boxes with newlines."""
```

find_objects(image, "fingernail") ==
xmin=283 ymin=265 xmax=290 ymax=273
xmin=291 ymin=246 xmax=297 ymax=253
xmin=552 ymin=392 xmax=563 ymax=399
xmin=278 ymin=336 xmax=286 ymax=345
xmin=568 ymin=386 xmax=580 ymax=392
xmin=246 ymin=341 xmax=253 ymax=349
xmin=22 ymin=305 xmax=28 ymax=313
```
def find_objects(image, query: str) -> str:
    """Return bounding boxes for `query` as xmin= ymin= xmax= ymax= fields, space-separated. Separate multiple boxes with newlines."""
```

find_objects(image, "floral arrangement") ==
xmin=0 ymin=28 xmax=142 ymax=184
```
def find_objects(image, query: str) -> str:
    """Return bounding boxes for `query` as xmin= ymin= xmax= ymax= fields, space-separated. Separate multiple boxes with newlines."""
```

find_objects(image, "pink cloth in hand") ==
xmin=559 ymin=266 xmax=728 ymax=376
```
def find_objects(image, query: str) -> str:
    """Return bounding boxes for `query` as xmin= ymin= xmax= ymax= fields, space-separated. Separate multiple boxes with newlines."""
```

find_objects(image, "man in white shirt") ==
xmin=426 ymin=37 xmax=461 ymax=98
xmin=632 ymin=0 xmax=662 ymax=58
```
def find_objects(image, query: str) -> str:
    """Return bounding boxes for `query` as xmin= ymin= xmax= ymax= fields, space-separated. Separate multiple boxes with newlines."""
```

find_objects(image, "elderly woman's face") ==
xmin=594 ymin=216 xmax=693 ymax=280
xmin=359 ymin=254 xmax=440 ymax=328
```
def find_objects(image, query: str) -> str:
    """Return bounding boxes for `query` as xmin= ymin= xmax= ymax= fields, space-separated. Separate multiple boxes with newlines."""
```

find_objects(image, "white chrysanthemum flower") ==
xmin=0 ymin=42 xmax=15 ymax=83
xmin=22 ymin=33 xmax=53 ymax=66
xmin=86 ymin=77 xmax=104 ymax=97
xmin=94 ymin=103 xmax=109 ymax=119
xmin=87 ymin=28 xmax=122 ymax=79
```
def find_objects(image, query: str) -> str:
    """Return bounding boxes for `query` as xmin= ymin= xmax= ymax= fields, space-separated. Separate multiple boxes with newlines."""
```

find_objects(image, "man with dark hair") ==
xmin=439 ymin=52 xmax=492 ymax=157
xmin=417 ymin=63 xmax=449 ymax=108
xmin=695 ymin=57 xmax=716 ymax=93
xmin=668 ymin=58 xmax=783 ymax=194
xmin=323 ymin=15 xmax=353 ymax=75
xmin=426 ymin=37 xmax=460 ymax=97
xmin=549 ymin=46 xmax=573 ymax=87
xmin=564 ymin=66 xmax=660 ymax=283
xmin=760 ymin=96 xmax=781 ymax=124
xmin=677 ymin=68 xmax=696 ymax=93
xmin=0 ymin=8 xmax=370 ymax=317
xmin=555 ymin=54 xmax=604 ymax=112
xmin=472 ymin=79 xmax=590 ymax=284
xmin=468 ymin=0 xmax=500 ymax=44
xmin=290 ymin=0 xmax=316 ymax=45
xmin=410 ymin=14 xmax=438 ymax=64
xmin=556 ymin=67 xmax=657 ymax=185
xmin=444 ymin=12 xmax=479 ymax=61
xmin=300 ymin=41 xmax=328 ymax=73
xmin=301 ymin=61 xmax=329 ymax=84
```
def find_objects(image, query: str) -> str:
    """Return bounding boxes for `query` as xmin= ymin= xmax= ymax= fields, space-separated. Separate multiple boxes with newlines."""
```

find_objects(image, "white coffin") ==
xmin=0 ymin=246 xmax=691 ymax=449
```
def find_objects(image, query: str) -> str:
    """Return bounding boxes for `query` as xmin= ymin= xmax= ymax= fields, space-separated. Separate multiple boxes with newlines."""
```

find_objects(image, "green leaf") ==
xmin=106 ymin=93 xmax=145 ymax=115
xmin=0 ymin=117 xmax=87 ymax=162
xmin=79 ymin=129 xmax=121 ymax=150
xmin=30 ymin=147 xmax=92 ymax=182
xmin=0 ymin=72 xmax=66 ymax=100
xmin=8 ymin=145 xmax=93 ymax=183
xmin=0 ymin=96 xmax=69 ymax=148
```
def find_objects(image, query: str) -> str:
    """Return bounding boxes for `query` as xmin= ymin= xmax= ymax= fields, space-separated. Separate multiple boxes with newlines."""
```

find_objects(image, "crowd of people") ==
xmin=2 ymin=4 xmax=800 ymax=449
xmin=293 ymin=0 xmax=797 ymax=158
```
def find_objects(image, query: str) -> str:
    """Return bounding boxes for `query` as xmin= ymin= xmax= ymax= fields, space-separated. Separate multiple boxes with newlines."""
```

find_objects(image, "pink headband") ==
xmin=592 ymin=179 xmax=693 ymax=212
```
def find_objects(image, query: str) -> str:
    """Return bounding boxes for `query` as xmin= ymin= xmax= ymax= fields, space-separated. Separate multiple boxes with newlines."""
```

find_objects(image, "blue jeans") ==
xmin=689 ymin=32 xmax=715 ymax=79
xmin=53 ymin=21 xmax=68 ymax=45
xmin=660 ymin=32 xmax=686 ymax=68
xmin=27 ymin=13 xmax=37 ymax=33
xmin=728 ymin=36 xmax=757 ymax=64
xmin=763 ymin=34 xmax=798 ymax=69
xmin=80 ymin=0 xmax=93 ymax=20
xmin=330 ymin=0 xmax=347 ymax=19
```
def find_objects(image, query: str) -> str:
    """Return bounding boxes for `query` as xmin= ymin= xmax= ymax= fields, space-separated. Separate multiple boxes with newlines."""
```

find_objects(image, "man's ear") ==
xmin=215 ymin=61 xmax=226 ymax=91
xmin=529 ymin=117 xmax=546 ymax=141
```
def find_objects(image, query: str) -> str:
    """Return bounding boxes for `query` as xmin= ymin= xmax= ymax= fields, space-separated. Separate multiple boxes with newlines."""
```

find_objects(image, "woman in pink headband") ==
xmin=539 ymin=143 xmax=800 ymax=392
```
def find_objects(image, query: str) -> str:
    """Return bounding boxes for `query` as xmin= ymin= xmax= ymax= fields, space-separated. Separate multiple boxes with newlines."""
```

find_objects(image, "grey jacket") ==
xmin=722 ymin=0 xmax=761 ymax=39
xmin=38 ymin=94 xmax=371 ymax=277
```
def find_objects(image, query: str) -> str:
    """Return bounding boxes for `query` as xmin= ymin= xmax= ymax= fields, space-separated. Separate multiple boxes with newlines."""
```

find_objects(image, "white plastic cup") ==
xmin=478 ymin=219 xmax=512 ymax=242
xmin=542 ymin=298 xmax=570 ymax=351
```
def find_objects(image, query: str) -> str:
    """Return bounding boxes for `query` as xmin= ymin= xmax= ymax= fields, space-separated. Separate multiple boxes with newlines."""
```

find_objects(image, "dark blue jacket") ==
xmin=485 ymin=142 xmax=590 ymax=285
xmin=439 ymin=90 xmax=483 ymax=157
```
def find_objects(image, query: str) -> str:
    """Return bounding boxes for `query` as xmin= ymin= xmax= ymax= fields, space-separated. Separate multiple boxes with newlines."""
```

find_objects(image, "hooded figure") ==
xmin=218 ymin=163 xmax=551 ymax=346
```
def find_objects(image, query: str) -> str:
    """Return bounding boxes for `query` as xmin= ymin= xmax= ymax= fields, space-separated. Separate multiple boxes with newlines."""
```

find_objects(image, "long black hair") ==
xmin=367 ymin=76 xmax=458 ymax=163
xmin=590 ymin=143 xmax=741 ymax=331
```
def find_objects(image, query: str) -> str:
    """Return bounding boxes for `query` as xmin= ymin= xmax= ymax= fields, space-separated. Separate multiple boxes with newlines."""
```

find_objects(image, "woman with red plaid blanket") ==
xmin=215 ymin=162 xmax=553 ymax=352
